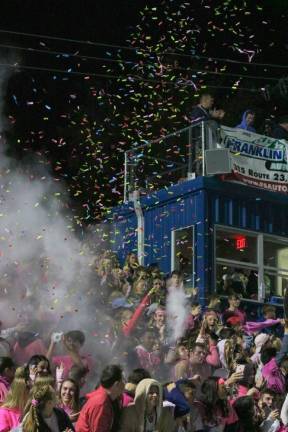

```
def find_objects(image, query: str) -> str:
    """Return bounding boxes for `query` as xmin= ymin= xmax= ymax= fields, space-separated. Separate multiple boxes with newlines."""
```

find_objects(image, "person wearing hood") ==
xmin=250 ymin=333 xmax=270 ymax=366
xmin=217 ymin=339 xmax=234 ymax=378
xmin=261 ymin=321 xmax=288 ymax=395
xmin=236 ymin=110 xmax=256 ymax=133
xmin=119 ymin=378 xmax=175 ymax=432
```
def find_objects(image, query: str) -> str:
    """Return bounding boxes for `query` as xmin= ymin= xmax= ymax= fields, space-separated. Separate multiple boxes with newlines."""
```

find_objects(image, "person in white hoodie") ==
xmin=281 ymin=392 xmax=288 ymax=428
xmin=251 ymin=333 xmax=270 ymax=366
xmin=119 ymin=378 xmax=175 ymax=432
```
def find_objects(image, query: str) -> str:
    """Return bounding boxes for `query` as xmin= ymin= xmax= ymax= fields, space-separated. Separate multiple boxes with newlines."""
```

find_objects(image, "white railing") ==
xmin=124 ymin=121 xmax=213 ymax=202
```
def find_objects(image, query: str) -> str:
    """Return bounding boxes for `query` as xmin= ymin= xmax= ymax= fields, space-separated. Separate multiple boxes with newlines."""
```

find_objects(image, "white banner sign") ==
xmin=220 ymin=126 xmax=288 ymax=193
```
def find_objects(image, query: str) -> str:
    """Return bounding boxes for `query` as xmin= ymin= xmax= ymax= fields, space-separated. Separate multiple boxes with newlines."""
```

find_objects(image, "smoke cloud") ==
xmin=0 ymin=60 xmax=115 ymax=381
xmin=166 ymin=281 xmax=189 ymax=343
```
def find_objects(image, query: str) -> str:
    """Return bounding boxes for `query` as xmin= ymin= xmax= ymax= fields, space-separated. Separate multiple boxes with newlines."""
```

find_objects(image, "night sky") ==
xmin=0 ymin=0 xmax=287 ymax=225
xmin=0 ymin=1 xmax=143 ymax=42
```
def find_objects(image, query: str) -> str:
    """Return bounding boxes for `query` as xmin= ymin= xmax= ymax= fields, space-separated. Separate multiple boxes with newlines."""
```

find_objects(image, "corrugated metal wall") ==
xmin=209 ymin=192 xmax=288 ymax=235
xmin=140 ymin=185 xmax=209 ymax=302
xmin=108 ymin=177 xmax=288 ymax=301
xmin=108 ymin=207 xmax=138 ymax=266
xmin=143 ymin=190 xmax=202 ymax=270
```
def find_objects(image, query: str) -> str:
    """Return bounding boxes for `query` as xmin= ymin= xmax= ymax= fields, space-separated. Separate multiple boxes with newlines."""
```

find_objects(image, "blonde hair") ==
xmin=22 ymin=385 xmax=56 ymax=432
xmin=132 ymin=278 xmax=147 ymax=295
xmin=224 ymin=340 xmax=235 ymax=372
xmin=271 ymin=337 xmax=281 ymax=352
xmin=33 ymin=375 xmax=55 ymax=390
xmin=2 ymin=366 xmax=29 ymax=412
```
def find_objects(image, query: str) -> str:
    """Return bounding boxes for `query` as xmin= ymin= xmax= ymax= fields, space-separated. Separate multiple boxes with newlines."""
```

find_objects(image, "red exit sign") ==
xmin=235 ymin=236 xmax=247 ymax=250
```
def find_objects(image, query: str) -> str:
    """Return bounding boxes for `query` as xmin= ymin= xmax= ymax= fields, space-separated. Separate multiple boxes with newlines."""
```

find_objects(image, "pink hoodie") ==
xmin=0 ymin=377 xmax=10 ymax=404
xmin=262 ymin=357 xmax=286 ymax=394
xmin=0 ymin=407 xmax=21 ymax=432
xmin=206 ymin=344 xmax=220 ymax=368
xmin=243 ymin=319 xmax=281 ymax=335
xmin=122 ymin=392 xmax=134 ymax=407
xmin=135 ymin=345 xmax=161 ymax=371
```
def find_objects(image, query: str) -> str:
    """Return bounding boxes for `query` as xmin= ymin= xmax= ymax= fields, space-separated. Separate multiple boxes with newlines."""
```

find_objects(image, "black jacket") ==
xmin=37 ymin=407 xmax=74 ymax=432
xmin=190 ymin=105 xmax=211 ymax=123
xmin=272 ymin=125 xmax=288 ymax=140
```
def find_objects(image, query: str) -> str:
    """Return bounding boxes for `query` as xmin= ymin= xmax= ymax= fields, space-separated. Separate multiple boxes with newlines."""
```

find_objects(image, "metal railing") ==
xmin=124 ymin=121 xmax=217 ymax=202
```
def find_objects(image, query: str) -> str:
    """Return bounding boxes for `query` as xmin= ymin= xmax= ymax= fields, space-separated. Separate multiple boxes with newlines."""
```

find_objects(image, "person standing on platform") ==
xmin=235 ymin=109 xmax=256 ymax=132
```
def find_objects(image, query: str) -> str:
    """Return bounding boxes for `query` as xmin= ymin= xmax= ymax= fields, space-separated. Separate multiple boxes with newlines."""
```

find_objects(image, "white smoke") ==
xmin=166 ymin=280 xmax=189 ymax=343
xmin=0 ymin=169 xmax=94 ymax=323
xmin=0 ymin=59 xmax=134 ymax=388
xmin=0 ymin=61 xmax=102 ymax=334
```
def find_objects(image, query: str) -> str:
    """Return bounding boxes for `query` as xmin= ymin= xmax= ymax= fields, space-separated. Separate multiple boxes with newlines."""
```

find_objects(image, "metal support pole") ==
xmin=124 ymin=151 xmax=128 ymax=203
xmin=187 ymin=126 xmax=193 ymax=179
xmin=201 ymin=121 xmax=206 ymax=177
xmin=258 ymin=234 xmax=265 ymax=303
xmin=132 ymin=190 xmax=145 ymax=265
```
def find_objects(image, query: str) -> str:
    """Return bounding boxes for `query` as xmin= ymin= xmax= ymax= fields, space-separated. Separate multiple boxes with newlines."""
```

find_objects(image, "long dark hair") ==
xmin=200 ymin=377 xmax=229 ymax=422
xmin=233 ymin=396 xmax=260 ymax=432
xmin=24 ymin=355 xmax=51 ymax=381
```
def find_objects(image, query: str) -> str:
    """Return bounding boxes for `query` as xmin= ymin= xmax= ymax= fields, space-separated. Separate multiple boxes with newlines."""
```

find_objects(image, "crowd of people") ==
xmin=1 ymin=250 xmax=288 ymax=431
xmin=190 ymin=93 xmax=288 ymax=141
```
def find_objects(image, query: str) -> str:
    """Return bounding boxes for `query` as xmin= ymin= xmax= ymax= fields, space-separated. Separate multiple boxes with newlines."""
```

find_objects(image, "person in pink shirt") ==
xmin=122 ymin=368 xmax=151 ymax=407
xmin=13 ymin=333 xmax=47 ymax=366
xmin=48 ymin=331 xmax=93 ymax=380
xmin=261 ymin=323 xmax=288 ymax=394
xmin=135 ymin=330 xmax=161 ymax=374
xmin=185 ymin=303 xmax=202 ymax=333
xmin=0 ymin=357 xmax=15 ymax=404
xmin=195 ymin=315 xmax=220 ymax=368
xmin=0 ymin=367 xmax=29 ymax=432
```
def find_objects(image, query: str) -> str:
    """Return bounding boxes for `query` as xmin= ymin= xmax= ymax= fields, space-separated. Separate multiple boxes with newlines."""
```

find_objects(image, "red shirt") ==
xmin=122 ymin=293 xmax=150 ymax=337
xmin=223 ymin=308 xmax=246 ymax=325
xmin=75 ymin=386 xmax=114 ymax=432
